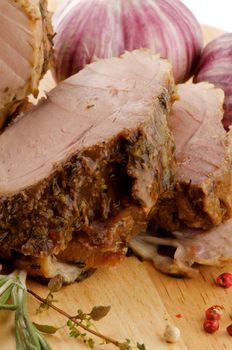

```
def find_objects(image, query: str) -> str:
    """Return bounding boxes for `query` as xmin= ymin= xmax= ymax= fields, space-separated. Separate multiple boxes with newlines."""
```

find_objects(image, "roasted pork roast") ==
xmin=1 ymin=14 xmax=232 ymax=281
xmin=0 ymin=0 xmax=53 ymax=130
xmin=130 ymin=217 xmax=232 ymax=278
xmin=0 ymin=51 xmax=176 ymax=280
xmin=156 ymin=83 xmax=232 ymax=230
xmin=131 ymin=83 xmax=232 ymax=277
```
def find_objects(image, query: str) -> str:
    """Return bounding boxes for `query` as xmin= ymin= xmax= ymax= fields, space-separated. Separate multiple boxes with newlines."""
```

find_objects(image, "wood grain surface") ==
xmin=2 ymin=1 xmax=230 ymax=349
xmin=2 ymin=258 xmax=232 ymax=350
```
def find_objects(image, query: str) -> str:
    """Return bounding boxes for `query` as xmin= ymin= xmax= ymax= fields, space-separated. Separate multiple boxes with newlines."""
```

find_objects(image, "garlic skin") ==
xmin=53 ymin=0 xmax=203 ymax=83
xmin=194 ymin=33 xmax=232 ymax=130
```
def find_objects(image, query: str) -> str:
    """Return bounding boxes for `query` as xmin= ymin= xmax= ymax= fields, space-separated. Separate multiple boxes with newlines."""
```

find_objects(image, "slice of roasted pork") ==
xmin=130 ymin=218 xmax=232 ymax=278
xmin=0 ymin=51 xmax=176 ymax=279
xmin=0 ymin=0 xmax=53 ymax=130
xmin=155 ymin=82 xmax=232 ymax=230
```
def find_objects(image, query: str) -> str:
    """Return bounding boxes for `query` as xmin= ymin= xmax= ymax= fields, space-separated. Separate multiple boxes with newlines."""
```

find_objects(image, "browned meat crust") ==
xmin=0 ymin=52 xmax=176 ymax=274
xmin=155 ymin=83 xmax=232 ymax=230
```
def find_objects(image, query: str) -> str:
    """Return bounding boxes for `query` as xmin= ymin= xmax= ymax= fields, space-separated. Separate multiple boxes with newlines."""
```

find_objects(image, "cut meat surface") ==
xmin=0 ymin=0 xmax=53 ymax=130
xmin=57 ymin=206 xmax=148 ymax=267
xmin=130 ymin=218 xmax=232 ymax=278
xmin=0 ymin=51 xmax=176 ymax=275
xmin=156 ymin=83 xmax=232 ymax=230
xmin=130 ymin=82 xmax=232 ymax=278
xmin=15 ymin=255 xmax=93 ymax=284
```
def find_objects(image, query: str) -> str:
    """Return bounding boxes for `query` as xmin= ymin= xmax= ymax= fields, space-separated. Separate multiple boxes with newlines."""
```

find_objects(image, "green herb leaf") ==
xmin=77 ymin=309 xmax=85 ymax=319
xmin=48 ymin=274 xmax=63 ymax=293
xmin=87 ymin=338 xmax=95 ymax=348
xmin=0 ymin=271 xmax=52 ymax=350
xmin=118 ymin=339 xmax=132 ymax=350
xmin=67 ymin=319 xmax=73 ymax=328
xmin=0 ymin=270 xmax=147 ymax=350
xmin=0 ymin=275 xmax=18 ymax=310
xmin=67 ymin=320 xmax=73 ymax=328
xmin=36 ymin=291 xmax=58 ymax=314
xmin=70 ymin=328 xmax=81 ymax=338
xmin=33 ymin=322 xmax=59 ymax=334
xmin=0 ymin=285 xmax=12 ymax=303
xmin=89 ymin=305 xmax=111 ymax=321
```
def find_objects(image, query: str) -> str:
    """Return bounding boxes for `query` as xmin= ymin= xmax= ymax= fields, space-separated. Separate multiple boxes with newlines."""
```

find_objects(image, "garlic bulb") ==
xmin=53 ymin=0 xmax=203 ymax=83
xmin=194 ymin=33 xmax=232 ymax=130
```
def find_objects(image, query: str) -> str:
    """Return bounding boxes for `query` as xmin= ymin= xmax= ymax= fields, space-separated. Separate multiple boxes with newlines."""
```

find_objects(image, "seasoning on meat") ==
xmin=0 ymin=50 xmax=176 ymax=280
xmin=156 ymin=82 xmax=232 ymax=230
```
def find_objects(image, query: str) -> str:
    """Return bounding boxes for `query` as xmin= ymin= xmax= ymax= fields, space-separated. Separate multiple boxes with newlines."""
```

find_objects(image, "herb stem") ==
xmin=27 ymin=289 xmax=121 ymax=348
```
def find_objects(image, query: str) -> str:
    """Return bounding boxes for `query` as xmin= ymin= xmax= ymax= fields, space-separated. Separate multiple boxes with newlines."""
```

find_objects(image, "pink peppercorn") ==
xmin=203 ymin=319 xmax=219 ymax=333
xmin=205 ymin=305 xmax=223 ymax=321
xmin=227 ymin=324 xmax=232 ymax=336
xmin=215 ymin=273 xmax=232 ymax=288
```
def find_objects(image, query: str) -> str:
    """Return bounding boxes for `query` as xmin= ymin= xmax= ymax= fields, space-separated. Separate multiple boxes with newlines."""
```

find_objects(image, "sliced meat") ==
xmin=0 ymin=51 xmax=176 ymax=273
xmin=130 ymin=218 xmax=232 ymax=278
xmin=57 ymin=206 xmax=147 ymax=267
xmin=156 ymin=82 xmax=232 ymax=230
xmin=15 ymin=255 xmax=93 ymax=283
xmin=0 ymin=0 xmax=53 ymax=129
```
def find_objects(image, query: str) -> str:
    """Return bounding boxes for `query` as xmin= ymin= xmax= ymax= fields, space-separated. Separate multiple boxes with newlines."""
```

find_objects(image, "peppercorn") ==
xmin=163 ymin=324 xmax=181 ymax=343
xmin=203 ymin=319 xmax=219 ymax=333
xmin=227 ymin=324 xmax=232 ymax=336
xmin=205 ymin=305 xmax=223 ymax=321
xmin=215 ymin=272 xmax=232 ymax=288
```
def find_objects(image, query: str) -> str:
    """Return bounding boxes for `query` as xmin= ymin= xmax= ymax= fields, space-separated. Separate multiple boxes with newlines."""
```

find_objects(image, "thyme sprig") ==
xmin=28 ymin=288 xmax=146 ymax=349
xmin=36 ymin=274 xmax=64 ymax=314
xmin=0 ymin=270 xmax=146 ymax=350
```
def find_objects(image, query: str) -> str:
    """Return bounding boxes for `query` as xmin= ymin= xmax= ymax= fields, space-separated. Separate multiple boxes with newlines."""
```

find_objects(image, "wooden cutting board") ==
xmin=2 ymin=259 xmax=232 ymax=350
xmin=1 ymin=2 xmax=230 ymax=349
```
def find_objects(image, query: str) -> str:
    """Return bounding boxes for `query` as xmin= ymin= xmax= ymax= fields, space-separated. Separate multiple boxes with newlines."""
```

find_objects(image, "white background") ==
xmin=182 ymin=0 xmax=232 ymax=32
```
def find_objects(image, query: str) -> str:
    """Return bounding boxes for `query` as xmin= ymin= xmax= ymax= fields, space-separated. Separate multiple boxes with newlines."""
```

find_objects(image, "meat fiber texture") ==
xmin=155 ymin=82 xmax=232 ymax=230
xmin=0 ymin=0 xmax=53 ymax=130
xmin=130 ymin=217 xmax=232 ymax=278
xmin=0 ymin=50 xmax=176 ymax=278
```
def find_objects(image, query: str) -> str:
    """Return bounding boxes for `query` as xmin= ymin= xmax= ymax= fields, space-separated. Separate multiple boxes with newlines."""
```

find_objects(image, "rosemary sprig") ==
xmin=0 ymin=270 xmax=51 ymax=350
